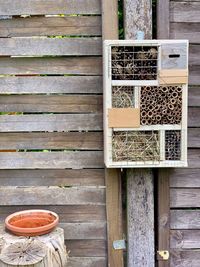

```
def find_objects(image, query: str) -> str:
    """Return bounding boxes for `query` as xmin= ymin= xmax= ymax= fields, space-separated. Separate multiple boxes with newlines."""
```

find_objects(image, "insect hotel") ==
xmin=104 ymin=40 xmax=188 ymax=168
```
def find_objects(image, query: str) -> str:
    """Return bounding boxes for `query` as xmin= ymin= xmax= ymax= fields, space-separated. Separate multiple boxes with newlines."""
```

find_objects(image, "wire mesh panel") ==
xmin=140 ymin=86 xmax=182 ymax=125
xmin=165 ymin=130 xmax=181 ymax=160
xmin=112 ymin=131 xmax=160 ymax=162
xmin=111 ymin=46 xmax=158 ymax=80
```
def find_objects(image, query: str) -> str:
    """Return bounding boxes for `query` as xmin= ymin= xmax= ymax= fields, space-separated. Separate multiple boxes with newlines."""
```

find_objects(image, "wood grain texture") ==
xmin=105 ymin=169 xmax=123 ymax=267
xmin=157 ymin=169 xmax=170 ymax=266
xmin=188 ymin=108 xmax=200 ymax=127
xmin=60 ymin=222 xmax=106 ymax=240
xmin=124 ymin=0 xmax=152 ymax=39
xmin=65 ymin=240 xmax=106 ymax=257
xmin=171 ymin=230 xmax=200 ymax=249
xmin=0 ymin=151 xmax=103 ymax=169
xmin=171 ymin=188 xmax=200 ymax=207
xmin=0 ymin=132 xmax=103 ymax=150
xmin=0 ymin=205 xmax=106 ymax=223
xmin=171 ymin=250 xmax=200 ymax=267
xmin=0 ymin=95 xmax=102 ymax=113
xmin=189 ymin=45 xmax=200 ymax=66
xmin=189 ymin=65 xmax=200 ymax=85
xmin=0 ymin=114 xmax=102 ymax=132
xmin=157 ymin=0 xmax=170 ymax=38
xmin=127 ymin=169 xmax=154 ymax=267
xmin=0 ymin=16 xmax=102 ymax=37
xmin=68 ymin=257 xmax=106 ymax=267
xmin=0 ymin=37 xmax=102 ymax=56
xmin=102 ymin=0 xmax=118 ymax=40
xmin=188 ymin=149 xmax=200 ymax=168
xmin=102 ymin=1 xmax=122 ymax=267
xmin=0 ymin=76 xmax=102 ymax=94
xmin=170 ymin=22 xmax=200 ymax=43
xmin=171 ymin=210 xmax=200 ymax=229
xmin=188 ymin=129 xmax=200 ymax=148
xmin=0 ymin=186 xmax=105 ymax=205
xmin=170 ymin=1 xmax=200 ymax=23
xmin=0 ymin=57 xmax=102 ymax=75
xmin=124 ymin=1 xmax=154 ymax=267
xmin=0 ymin=0 xmax=101 ymax=15
xmin=170 ymin=168 xmax=200 ymax=187
xmin=0 ymin=169 xmax=104 ymax=186
xmin=189 ymin=87 xmax=200 ymax=107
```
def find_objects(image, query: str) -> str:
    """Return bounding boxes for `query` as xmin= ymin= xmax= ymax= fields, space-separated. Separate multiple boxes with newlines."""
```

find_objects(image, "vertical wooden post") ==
xmin=124 ymin=0 xmax=155 ymax=266
xmin=102 ymin=1 xmax=124 ymax=267
xmin=157 ymin=1 xmax=170 ymax=266
xmin=157 ymin=170 xmax=170 ymax=267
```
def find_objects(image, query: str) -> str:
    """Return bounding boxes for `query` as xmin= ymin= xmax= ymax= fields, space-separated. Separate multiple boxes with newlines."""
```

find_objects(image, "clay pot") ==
xmin=5 ymin=210 xmax=59 ymax=236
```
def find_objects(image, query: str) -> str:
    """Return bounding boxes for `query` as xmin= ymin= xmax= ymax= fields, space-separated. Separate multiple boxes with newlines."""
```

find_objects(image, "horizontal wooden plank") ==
xmin=68 ymin=257 xmax=106 ymax=267
xmin=171 ymin=210 xmax=200 ymax=229
xmin=0 ymin=95 xmax=103 ymax=113
xmin=0 ymin=186 xmax=105 ymax=205
xmin=0 ymin=169 xmax=104 ymax=186
xmin=170 ymin=23 xmax=200 ymax=43
xmin=0 ymin=16 xmax=102 ymax=37
xmin=189 ymin=65 xmax=200 ymax=85
xmin=0 ymin=76 xmax=103 ymax=94
xmin=0 ymin=57 xmax=102 ymax=75
xmin=190 ymin=45 xmax=200 ymax=66
xmin=171 ymin=250 xmax=200 ymax=267
xmin=0 ymin=151 xmax=104 ymax=169
xmin=188 ymin=128 xmax=200 ymax=148
xmin=171 ymin=230 xmax=200 ymax=249
xmin=189 ymin=87 xmax=200 ymax=107
xmin=188 ymin=108 xmax=200 ymax=127
xmin=0 ymin=132 xmax=103 ymax=150
xmin=171 ymin=188 xmax=200 ymax=207
xmin=0 ymin=37 xmax=102 ymax=56
xmin=0 ymin=0 xmax=101 ymax=15
xmin=0 ymin=205 xmax=106 ymax=222
xmin=188 ymin=149 xmax=200 ymax=168
xmin=65 ymin=240 xmax=106 ymax=257
xmin=170 ymin=1 xmax=200 ymax=23
xmin=170 ymin=169 xmax=200 ymax=187
xmin=60 ymin=222 xmax=106 ymax=240
xmin=0 ymin=114 xmax=102 ymax=132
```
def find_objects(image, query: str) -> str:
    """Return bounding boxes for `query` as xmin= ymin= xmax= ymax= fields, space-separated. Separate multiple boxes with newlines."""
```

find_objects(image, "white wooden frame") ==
xmin=103 ymin=40 xmax=188 ymax=168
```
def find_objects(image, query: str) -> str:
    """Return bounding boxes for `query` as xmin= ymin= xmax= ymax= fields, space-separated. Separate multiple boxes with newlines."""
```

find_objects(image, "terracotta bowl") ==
xmin=5 ymin=210 xmax=59 ymax=236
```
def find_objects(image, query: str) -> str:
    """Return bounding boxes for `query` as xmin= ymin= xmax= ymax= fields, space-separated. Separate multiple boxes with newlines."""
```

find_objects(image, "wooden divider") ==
xmin=0 ymin=1 xmax=107 ymax=266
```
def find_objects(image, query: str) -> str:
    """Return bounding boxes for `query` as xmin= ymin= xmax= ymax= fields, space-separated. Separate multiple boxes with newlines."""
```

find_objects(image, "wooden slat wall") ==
xmin=0 ymin=2 xmax=106 ymax=266
xmin=158 ymin=1 xmax=200 ymax=266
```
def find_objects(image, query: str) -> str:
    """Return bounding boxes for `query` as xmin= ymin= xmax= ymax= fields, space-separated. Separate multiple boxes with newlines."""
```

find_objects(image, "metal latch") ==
xmin=113 ymin=239 xmax=126 ymax=250
xmin=157 ymin=250 xmax=169 ymax=260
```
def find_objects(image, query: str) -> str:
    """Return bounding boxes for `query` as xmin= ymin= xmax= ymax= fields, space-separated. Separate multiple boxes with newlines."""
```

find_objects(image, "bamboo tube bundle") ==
xmin=112 ymin=86 xmax=135 ymax=108
xmin=165 ymin=130 xmax=181 ymax=160
xmin=140 ymin=85 xmax=182 ymax=125
xmin=111 ymin=46 xmax=158 ymax=80
xmin=112 ymin=131 xmax=160 ymax=162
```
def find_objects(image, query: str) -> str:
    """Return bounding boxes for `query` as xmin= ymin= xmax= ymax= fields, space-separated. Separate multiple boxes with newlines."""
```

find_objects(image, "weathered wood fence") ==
xmin=0 ymin=1 xmax=110 ymax=266
xmin=158 ymin=0 xmax=200 ymax=266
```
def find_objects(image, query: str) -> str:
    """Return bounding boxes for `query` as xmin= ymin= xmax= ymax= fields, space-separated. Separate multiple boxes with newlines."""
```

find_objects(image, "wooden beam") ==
xmin=157 ymin=169 xmax=170 ymax=267
xmin=124 ymin=0 xmax=152 ymax=39
xmin=105 ymin=169 xmax=123 ymax=267
xmin=157 ymin=0 xmax=170 ymax=39
xmin=157 ymin=2 xmax=171 ymax=266
xmin=102 ymin=1 xmax=123 ymax=267
xmin=124 ymin=0 xmax=155 ymax=266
